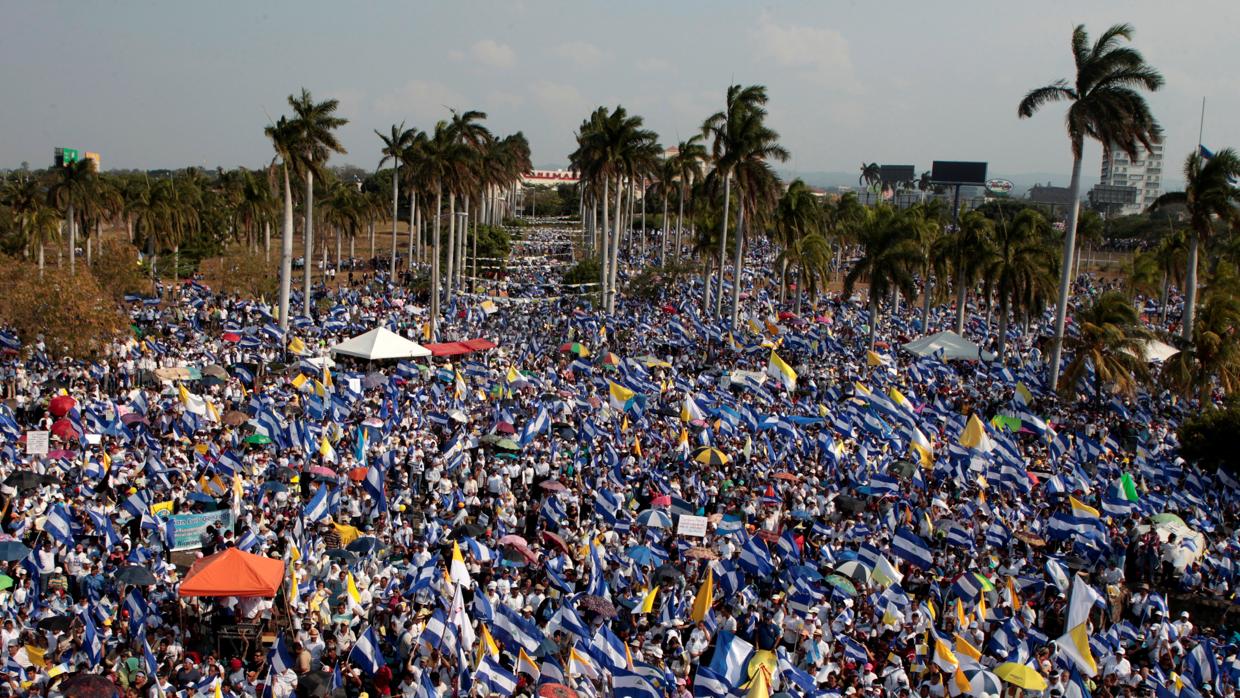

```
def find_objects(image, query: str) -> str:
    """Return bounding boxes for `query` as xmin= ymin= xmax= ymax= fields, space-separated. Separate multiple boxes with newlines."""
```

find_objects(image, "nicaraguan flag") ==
xmin=892 ymin=527 xmax=933 ymax=570
xmin=348 ymin=626 xmax=387 ymax=675
xmin=302 ymin=484 xmax=331 ymax=522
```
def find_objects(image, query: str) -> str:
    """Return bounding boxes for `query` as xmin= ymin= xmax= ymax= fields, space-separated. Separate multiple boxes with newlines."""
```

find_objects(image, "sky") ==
xmin=4 ymin=0 xmax=1238 ymax=186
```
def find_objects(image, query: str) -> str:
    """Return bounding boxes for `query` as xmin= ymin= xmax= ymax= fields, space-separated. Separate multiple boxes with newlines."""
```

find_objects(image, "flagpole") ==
xmin=1198 ymin=96 xmax=1206 ymax=148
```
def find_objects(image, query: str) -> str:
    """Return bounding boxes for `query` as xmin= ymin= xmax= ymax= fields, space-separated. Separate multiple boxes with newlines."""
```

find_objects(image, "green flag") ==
xmin=1120 ymin=472 xmax=1139 ymax=502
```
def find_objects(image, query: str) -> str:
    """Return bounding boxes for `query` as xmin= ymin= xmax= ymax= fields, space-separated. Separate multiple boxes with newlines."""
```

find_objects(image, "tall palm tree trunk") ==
xmin=431 ymin=185 xmax=443 ymax=339
xmin=279 ymin=165 xmax=294 ymax=330
xmin=660 ymin=191 xmax=669 ymax=266
xmin=640 ymin=183 xmax=647 ymax=259
xmin=446 ymin=193 xmax=456 ymax=304
xmin=461 ymin=194 xmax=471 ymax=292
xmin=953 ymin=258 xmax=968 ymax=335
xmin=1183 ymin=231 xmax=1200 ymax=341
xmin=264 ymin=221 xmax=272 ymax=262
xmin=67 ymin=203 xmax=76 ymax=275
xmin=868 ymin=288 xmax=879 ymax=349
xmin=600 ymin=178 xmax=610 ymax=310
xmin=997 ymin=294 xmax=1011 ymax=360
xmin=1047 ymin=152 xmax=1084 ymax=387
xmin=1160 ymin=272 xmax=1170 ymax=327
xmin=38 ymin=244 xmax=45 ymax=279
xmin=701 ymin=255 xmax=714 ymax=315
xmin=608 ymin=176 xmax=624 ymax=313
xmin=389 ymin=170 xmax=400 ymax=277
xmin=729 ymin=201 xmax=746 ymax=327
xmin=408 ymin=189 xmax=417 ymax=271
xmin=715 ymin=174 xmax=732 ymax=319
xmin=675 ymin=185 xmax=685 ymax=264
xmin=921 ymin=267 xmax=933 ymax=333
xmin=303 ymin=169 xmax=315 ymax=316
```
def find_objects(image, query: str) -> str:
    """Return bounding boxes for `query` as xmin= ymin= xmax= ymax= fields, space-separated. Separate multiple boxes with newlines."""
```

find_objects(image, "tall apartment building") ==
xmin=1099 ymin=142 xmax=1164 ymax=215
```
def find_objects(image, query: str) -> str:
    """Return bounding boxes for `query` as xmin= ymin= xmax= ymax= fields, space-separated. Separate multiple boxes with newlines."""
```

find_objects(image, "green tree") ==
xmin=1149 ymin=148 xmax=1240 ymax=341
xmin=1019 ymin=23 xmax=1163 ymax=387
xmin=2 ymin=176 xmax=61 ymax=276
xmin=376 ymin=122 xmax=416 ymax=277
xmin=942 ymin=210 xmax=994 ymax=334
xmin=1057 ymin=290 xmax=1152 ymax=398
xmin=288 ymin=88 xmax=349 ymax=314
xmin=843 ymin=205 xmax=923 ymax=348
xmin=1178 ymin=398 xmax=1240 ymax=474
xmin=265 ymin=115 xmax=301 ymax=329
xmin=670 ymin=136 xmax=707 ymax=265
xmin=46 ymin=159 xmax=97 ymax=275
xmin=982 ymin=209 xmax=1059 ymax=360
xmin=1162 ymin=265 xmax=1240 ymax=405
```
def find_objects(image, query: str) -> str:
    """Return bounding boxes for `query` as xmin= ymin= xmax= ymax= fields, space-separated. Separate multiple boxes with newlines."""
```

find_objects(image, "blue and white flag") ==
xmin=45 ymin=504 xmax=76 ymax=546
xmin=892 ymin=527 xmax=933 ymax=570
xmin=348 ymin=626 xmax=387 ymax=675
xmin=302 ymin=484 xmax=331 ymax=522
xmin=476 ymin=655 xmax=518 ymax=696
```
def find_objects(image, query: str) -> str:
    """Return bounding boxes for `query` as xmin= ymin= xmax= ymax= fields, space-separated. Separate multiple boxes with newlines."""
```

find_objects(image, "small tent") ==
xmin=902 ymin=330 xmax=994 ymax=362
xmin=1142 ymin=339 xmax=1178 ymax=363
xmin=178 ymin=547 xmax=286 ymax=598
xmin=330 ymin=328 xmax=432 ymax=361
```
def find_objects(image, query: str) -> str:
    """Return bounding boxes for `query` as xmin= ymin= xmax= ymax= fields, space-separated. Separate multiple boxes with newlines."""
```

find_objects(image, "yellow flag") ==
xmin=333 ymin=523 xmax=360 ymax=546
xmin=954 ymin=634 xmax=982 ymax=662
xmin=690 ymin=568 xmax=713 ymax=622
xmin=150 ymin=500 xmax=174 ymax=518
xmin=746 ymin=664 xmax=771 ymax=698
xmin=477 ymin=624 xmax=501 ymax=666
xmin=953 ymin=667 xmax=972 ymax=693
xmin=633 ymin=434 xmax=642 ymax=458
xmin=955 ymin=598 xmax=968 ymax=629
xmin=1070 ymin=495 xmax=1101 ymax=519
xmin=346 ymin=572 xmax=362 ymax=604
xmin=977 ymin=591 xmax=988 ymax=624
xmin=959 ymin=414 xmax=994 ymax=451
xmin=101 ymin=449 xmax=112 ymax=473
xmin=287 ymin=337 xmax=307 ymax=355
xmin=449 ymin=540 xmax=472 ymax=587
xmin=636 ymin=586 xmax=659 ymax=614
xmin=24 ymin=644 xmax=46 ymax=668
xmin=1007 ymin=577 xmax=1021 ymax=611
xmin=290 ymin=568 xmax=300 ymax=599
xmin=621 ymin=415 xmax=630 ymax=433
xmin=291 ymin=373 xmax=309 ymax=390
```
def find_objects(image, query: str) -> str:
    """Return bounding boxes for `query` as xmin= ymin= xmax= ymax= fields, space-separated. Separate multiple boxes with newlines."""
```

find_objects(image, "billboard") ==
xmin=879 ymin=165 xmax=915 ymax=185
xmin=931 ymin=161 xmax=988 ymax=186
xmin=54 ymin=147 xmax=80 ymax=167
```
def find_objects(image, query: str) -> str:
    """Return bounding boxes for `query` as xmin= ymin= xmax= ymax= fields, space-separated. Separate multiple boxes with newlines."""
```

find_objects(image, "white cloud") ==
xmin=529 ymin=80 xmax=590 ymax=122
xmin=550 ymin=41 xmax=606 ymax=68
xmin=750 ymin=14 xmax=857 ymax=90
xmin=373 ymin=80 xmax=467 ymax=122
xmin=469 ymin=39 xmax=516 ymax=69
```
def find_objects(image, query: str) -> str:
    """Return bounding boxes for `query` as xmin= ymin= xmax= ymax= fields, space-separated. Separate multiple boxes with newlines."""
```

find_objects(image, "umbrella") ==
xmin=539 ymin=480 xmax=568 ymax=493
xmin=453 ymin=522 xmax=486 ymax=539
xmin=186 ymin=492 xmax=216 ymax=504
xmin=120 ymin=412 xmax=149 ymax=426
xmin=685 ymin=546 xmax=719 ymax=560
xmin=494 ymin=438 xmax=521 ymax=452
xmin=309 ymin=466 xmax=337 ymax=478
xmin=51 ymin=418 xmax=80 ymax=441
xmin=0 ymin=575 xmax=12 ymax=590
xmin=772 ymin=472 xmax=801 ymax=483
xmin=4 ymin=472 xmax=45 ymax=490
xmin=538 ymin=684 xmax=578 ymax=698
xmin=494 ymin=421 xmax=516 ymax=434
xmin=260 ymin=481 xmax=288 ymax=494
xmin=541 ymin=531 xmax=571 ymax=556
xmin=323 ymin=549 xmax=359 ymax=563
xmin=348 ymin=467 xmax=368 ymax=482
xmin=626 ymin=545 xmax=657 ymax=566
xmin=200 ymin=375 xmax=225 ymax=387
xmin=963 ymin=668 xmax=1002 ymax=697
xmin=115 ymin=566 xmax=158 ymax=586
xmin=49 ymin=395 xmax=77 ymax=418
xmin=203 ymin=364 xmax=229 ymax=379
xmin=221 ymin=332 xmax=242 ymax=343
xmin=833 ymin=561 xmax=872 ymax=584
xmin=0 ymin=541 xmax=31 ymax=561
xmin=652 ymin=564 xmax=684 ymax=585
xmin=60 ymin=673 xmax=120 ymax=698
xmin=498 ymin=535 xmax=529 ymax=547
xmin=243 ymin=434 xmax=272 ymax=445
xmin=222 ymin=410 xmax=249 ymax=427
xmin=993 ymin=663 xmax=1047 ymax=690
xmin=636 ymin=509 xmax=673 ymax=529
xmin=693 ymin=447 xmax=729 ymax=466
xmin=37 ymin=615 xmax=73 ymax=631
xmin=346 ymin=537 xmax=384 ymax=556
xmin=1013 ymin=531 xmax=1046 ymax=548
xmin=296 ymin=670 xmax=335 ymax=698
xmin=823 ymin=574 xmax=858 ymax=596
xmin=649 ymin=495 xmax=672 ymax=507
xmin=578 ymin=594 xmax=617 ymax=618
xmin=504 ymin=543 xmax=539 ymax=565
xmin=559 ymin=342 xmax=589 ymax=357
xmin=600 ymin=352 xmax=621 ymax=369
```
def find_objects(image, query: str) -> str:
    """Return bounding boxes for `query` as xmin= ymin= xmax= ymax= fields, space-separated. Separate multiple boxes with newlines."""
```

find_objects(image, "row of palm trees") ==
xmin=266 ymin=90 xmax=531 ymax=334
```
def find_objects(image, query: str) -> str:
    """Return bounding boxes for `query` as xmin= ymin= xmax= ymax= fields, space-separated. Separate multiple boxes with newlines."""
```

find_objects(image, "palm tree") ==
xmin=1019 ymin=22 xmax=1164 ymax=386
xmin=941 ymin=210 xmax=994 ymax=334
xmin=128 ymin=176 xmax=197 ymax=281
xmin=1057 ymin=290 xmax=1152 ymax=398
xmin=771 ymin=179 xmax=825 ymax=310
xmin=982 ymin=209 xmax=1059 ymax=360
xmin=377 ymin=123 xmax=416 ymax=278
xmin=233 ymin=169 xmax=276 ymax=260
xmin=47 ymin=159 xmax=97 ymax=275
xmin=400 ymin=129 xmax=430 ymax=269
xmin=859 ymin=162 xmax=881 ymax=191
xmin=412 ymin=121 xmax=471 ymax=339
xmin=3 ymin=176 xmax=61 ymax=276
xmin=671 ymin=136 xmax=707 ymax=264
xmin=843 ymin=205 xmax=923 ymax=348
xmin=1149 ymin=148 xmax=1240 ymax=341
xmin=904 ymin=202 xmax=946 ymax=333
xmin=1163 ymin=265 xmax=1240 ymax=405
xmin=287 ymin=88 xmax=348 ymax=315
xmin=917 ymin=171 xmax=933 ymax=202
xmin=703 ymin=84 xmax=788 ymax=324
xmin=265 ymin=116 xmax=301 ymax=329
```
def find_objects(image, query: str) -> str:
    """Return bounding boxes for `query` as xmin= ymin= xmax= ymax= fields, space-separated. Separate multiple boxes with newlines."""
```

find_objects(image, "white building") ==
xmin=1099 ymin=142 xmax=1164 ymax=215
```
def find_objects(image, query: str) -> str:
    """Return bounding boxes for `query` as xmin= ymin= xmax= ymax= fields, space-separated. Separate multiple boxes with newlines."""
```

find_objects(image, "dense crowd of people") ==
xmin=0 ymin=222 xmax=1233 ymax=698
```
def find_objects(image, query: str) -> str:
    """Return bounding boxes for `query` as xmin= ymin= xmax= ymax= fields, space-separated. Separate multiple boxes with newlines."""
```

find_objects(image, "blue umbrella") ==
xmin=0 ymin=541 xmax=30 ymax=562
xmin=636 ymin=509 xmax=673 ymax=529
xmin=260 ymin=481 xmax=288 ymax=493
xmin=625 ymin=545 xmax=656 ymax=566
xmin=186 ymin=492 xmax=216 ymax=504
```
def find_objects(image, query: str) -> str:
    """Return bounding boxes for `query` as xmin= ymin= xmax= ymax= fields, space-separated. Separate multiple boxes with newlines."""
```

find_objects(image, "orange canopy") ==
xmin=178 ymin=547 xmax=286 ymax=598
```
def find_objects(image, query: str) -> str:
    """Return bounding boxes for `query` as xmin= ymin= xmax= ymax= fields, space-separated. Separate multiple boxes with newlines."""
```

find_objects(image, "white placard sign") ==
xmin=677 ymin=515 xmax=708 ymax=538
xmin=25 ymin=431 xmax=49 ymax=455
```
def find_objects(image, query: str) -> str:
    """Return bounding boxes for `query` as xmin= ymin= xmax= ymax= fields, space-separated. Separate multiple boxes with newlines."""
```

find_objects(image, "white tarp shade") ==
xmin=1143 ymin=339 xmax=1178 ymax=363
xmin=330 ymin=328 xmax=431 ymax=361
xmin=902 ymin=330 xmax=995 ymax=362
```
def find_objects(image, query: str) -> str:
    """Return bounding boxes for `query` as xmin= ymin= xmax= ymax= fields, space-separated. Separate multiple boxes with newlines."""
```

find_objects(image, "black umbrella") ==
xmin=452 ymin=522 xmax=485 ymax=539
xmin=577 ymin=594 xmax=617 ymax=618
xmin=652 ymin=563 xmax=684 ymax=586
xmin=37 ymin=615 xmax=73 ymax=631
xmin=115 ymin=566 xmax=157 ymax=586
xmin=297 ymin=670 xmax=334 ymax=698
xmin=0 ymin=541 xmax=30 ymax=562
xmin=345 ymin=536 xmax=385 ymax=556
xmin=4 ymin=472 xmax=43 ymax=490
xmin=323 ymin=549 xmax=358 ymax=563
xmin=59 ymin=672 xmax=120 ymax=698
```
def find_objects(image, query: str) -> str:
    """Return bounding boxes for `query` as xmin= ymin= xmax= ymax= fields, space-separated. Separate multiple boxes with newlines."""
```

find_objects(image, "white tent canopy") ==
xmin=330 ymin=328 xmax=431 ymax=361
xmin=902 ymin=330 xmax=995 ymax=362
xmin=1143 ymin=339 xmax=1179 ymax=363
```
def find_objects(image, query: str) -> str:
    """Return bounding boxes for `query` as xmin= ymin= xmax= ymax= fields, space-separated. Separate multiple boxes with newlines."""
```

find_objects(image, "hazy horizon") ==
xmin=5 ymin=1 xmax=1237 ymax=189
